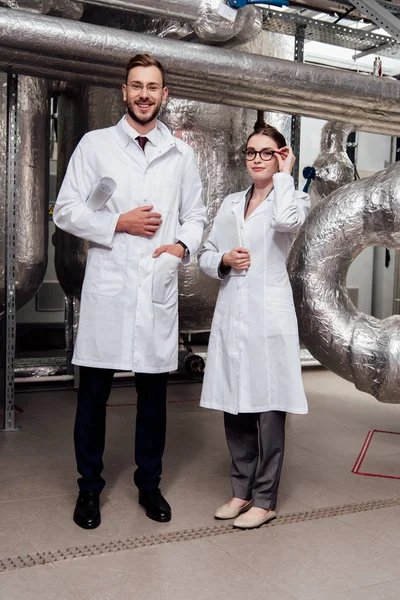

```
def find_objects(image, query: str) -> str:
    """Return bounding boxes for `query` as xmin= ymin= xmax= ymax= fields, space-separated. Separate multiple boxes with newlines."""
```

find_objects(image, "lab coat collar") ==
xmin=231 ymin=185 xmax=274 ymax=223
xmin=114 ymin=117 xmax=183 ymax=156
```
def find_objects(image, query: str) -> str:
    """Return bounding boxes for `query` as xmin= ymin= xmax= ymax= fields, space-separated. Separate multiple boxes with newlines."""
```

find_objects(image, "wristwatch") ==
xmin=176 ymin=240 xmax=189 ymax=258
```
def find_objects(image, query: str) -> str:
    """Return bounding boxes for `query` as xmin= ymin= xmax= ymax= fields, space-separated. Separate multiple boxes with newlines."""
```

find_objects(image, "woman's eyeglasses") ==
xmin=243 ymin=149 xmax=278 ymax=162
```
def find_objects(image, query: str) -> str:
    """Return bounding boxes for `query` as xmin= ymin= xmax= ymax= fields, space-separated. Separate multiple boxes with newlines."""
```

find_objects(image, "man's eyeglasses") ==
xmin=243 ymin=149 xmax=278 ymax=162
xmin=127 ymin=83 xmax=163 ymax=95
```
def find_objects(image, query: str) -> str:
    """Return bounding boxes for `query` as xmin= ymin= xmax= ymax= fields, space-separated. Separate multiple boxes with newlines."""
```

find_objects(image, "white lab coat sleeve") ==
xmin=176 ymin=149 xmax=207 ymax=265
xmin=271 ymin=172 xmax=311 ymax=233
xmin=198 ymin=198 xmax=230 ymax=280
xmin=53 ymin=134 xmax=120 ymax=248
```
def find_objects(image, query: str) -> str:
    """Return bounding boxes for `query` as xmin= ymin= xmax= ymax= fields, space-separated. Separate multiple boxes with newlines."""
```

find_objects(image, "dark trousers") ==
xmin=74 ymin=366 xmax=169 ymax=494
xmin=224 ymin=411 xmax=286 ymax=510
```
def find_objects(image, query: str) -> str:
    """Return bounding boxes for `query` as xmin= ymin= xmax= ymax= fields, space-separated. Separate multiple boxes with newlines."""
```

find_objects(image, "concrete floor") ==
xmin=2 ymin=369 xmax=400 ymax=599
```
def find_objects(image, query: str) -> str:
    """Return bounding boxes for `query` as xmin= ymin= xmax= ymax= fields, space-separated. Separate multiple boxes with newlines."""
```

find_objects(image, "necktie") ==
xmin=136 ymin=136 xmax=148 ymax=152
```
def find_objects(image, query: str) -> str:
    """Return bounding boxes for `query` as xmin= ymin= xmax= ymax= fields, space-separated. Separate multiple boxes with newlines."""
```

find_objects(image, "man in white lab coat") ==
xmin=54 ymin=54 xmax=206 ymax=529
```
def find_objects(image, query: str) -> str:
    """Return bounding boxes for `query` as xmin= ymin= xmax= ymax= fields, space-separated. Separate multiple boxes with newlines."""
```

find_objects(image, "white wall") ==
xmin=356 ymin=131 xmax=392 ymax=177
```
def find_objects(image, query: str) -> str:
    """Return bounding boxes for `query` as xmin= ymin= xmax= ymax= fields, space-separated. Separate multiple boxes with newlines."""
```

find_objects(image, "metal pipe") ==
xmin=14 ymin=374 xmax=73 ymax=382
xmin=77 ymin=0 xmax=261 ymax=43
xmin=1 ymin=0 xmax=83 ymax=18
xmin=288 ymin=161 xmax=400 ymax=404
xmin=1 ymin=51 xmax=397 ymax=135
xmin=0 ymin=10 xmax=400 ymax=135
xmin=5 ymin=0 xmax=262 ymax=43
xmin=310 ymin=121 xmax=355 ymax=206
xmin=78 ymin=0 xmax=200 ymax=22
xmin=0 ymin=74 xmax=50 ymax=314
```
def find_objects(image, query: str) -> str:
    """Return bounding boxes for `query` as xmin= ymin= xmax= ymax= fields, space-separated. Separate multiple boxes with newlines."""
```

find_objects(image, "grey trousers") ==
xmin=224 ymin=411 xmax=286 ymax=510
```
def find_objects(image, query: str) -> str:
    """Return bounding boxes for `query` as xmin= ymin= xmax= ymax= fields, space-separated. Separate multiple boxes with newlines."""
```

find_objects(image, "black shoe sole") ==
xmin=139 ymin=500 xmax=171 ymax=522
xmin=73 ymin=515 xmax=101 ymax=530
xmin=144 ymin=511 xmax=171 ymax=523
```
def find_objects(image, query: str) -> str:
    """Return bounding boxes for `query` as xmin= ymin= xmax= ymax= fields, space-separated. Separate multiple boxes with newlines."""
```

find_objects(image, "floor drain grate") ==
xmin=2 ymin=495 xmax=400 ymax=572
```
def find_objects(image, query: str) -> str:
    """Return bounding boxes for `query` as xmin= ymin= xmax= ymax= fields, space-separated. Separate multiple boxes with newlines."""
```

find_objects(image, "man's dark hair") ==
xmin=125 ymin=54 xmax=166 ymax=87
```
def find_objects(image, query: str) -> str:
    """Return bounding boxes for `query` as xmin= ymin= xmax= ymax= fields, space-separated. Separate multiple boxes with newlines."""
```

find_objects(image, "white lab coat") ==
xmin=54 ymin=117 xmax=206 ymax=373
xmin=199 ymin=173 xmax=310 ymax=414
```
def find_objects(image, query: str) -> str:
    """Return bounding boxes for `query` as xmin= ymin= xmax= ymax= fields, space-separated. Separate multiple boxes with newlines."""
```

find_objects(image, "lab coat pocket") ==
xmin=97 ymin=244 xmax=127 ymax=297
xmin=152 ymin=252 xmax=181 ymax=304
xmin=265 ymin=285 xmax=298 ymax=336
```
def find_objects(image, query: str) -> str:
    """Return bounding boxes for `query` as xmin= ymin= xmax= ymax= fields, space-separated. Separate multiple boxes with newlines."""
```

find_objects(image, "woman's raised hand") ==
xmin=275 ymin=146 xmax=296 ymax=175
xmin=222 ymin=248 xmax=251 ymax=270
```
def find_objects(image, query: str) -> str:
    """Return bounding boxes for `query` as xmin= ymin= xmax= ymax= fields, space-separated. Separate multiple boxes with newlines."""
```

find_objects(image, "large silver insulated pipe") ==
xmin=2 ymin=0 xmax=261 ymax=42
xmin=310 ymin=121 xmax=355 ymax=207
xmin=288 ymin=162 xmax=400 ymax=404
xmin=1 ymin=10 xmax=400 ymax=136
xmin=77 ymin=0 xmax=262 ymax=42
xmin=0 ymin=75 xmax=50 ymax=314
xmin=1 ymin=0 xmax=83 ymax=18
xmin=54 ymin=83 xmax=88 ymax=298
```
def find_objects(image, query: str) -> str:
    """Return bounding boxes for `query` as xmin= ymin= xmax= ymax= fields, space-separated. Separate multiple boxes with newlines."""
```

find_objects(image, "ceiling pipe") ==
xmin=1 ymin=9 xmax=400 ymax=135
xmin=2 ymin=0 xmax=263 ymax=43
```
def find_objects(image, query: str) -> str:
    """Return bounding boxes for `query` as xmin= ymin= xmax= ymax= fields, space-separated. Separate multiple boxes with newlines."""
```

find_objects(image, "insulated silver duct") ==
xmin=1 ymin=9 xmax=400 ymax=136
xmin=310 ymin=121 xmax=355 ymax=207
xmin=0 ymin=74 xmax=50 ymax=314
xmin=76 ymin=0 xmax=262 ymax=43
xmin=1 ymin=0 xmax=52 ymax=11
xmin=54 ymin=83 xmax=88 ymax=298
xmin=287 ymin=162 xmax=400 ymax=403
xmin=1 ymin=0 xmax=83 ymax=18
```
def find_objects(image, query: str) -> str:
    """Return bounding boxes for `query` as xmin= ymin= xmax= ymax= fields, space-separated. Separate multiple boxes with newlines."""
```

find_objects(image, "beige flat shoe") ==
xmin=214 ymin=499 xmax=252 ymax=520
xmin=233 ymin=509 xmax=276 ymax=529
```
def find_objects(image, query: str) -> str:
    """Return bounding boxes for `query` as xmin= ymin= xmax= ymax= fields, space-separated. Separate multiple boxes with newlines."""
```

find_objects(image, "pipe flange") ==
xmin=185 ymin=354 xmax=205 ymax=375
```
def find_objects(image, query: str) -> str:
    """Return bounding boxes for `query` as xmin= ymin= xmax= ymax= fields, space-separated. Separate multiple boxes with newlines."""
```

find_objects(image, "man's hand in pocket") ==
xmin=153 ymin=244 xmax=184 ymax=259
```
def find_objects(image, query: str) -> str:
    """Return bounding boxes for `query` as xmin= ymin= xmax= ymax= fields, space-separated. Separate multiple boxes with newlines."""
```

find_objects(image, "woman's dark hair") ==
xmin=247 ymin=115 xmax=286 ymax=149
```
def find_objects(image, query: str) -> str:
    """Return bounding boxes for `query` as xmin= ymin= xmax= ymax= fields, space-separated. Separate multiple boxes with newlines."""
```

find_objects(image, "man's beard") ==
xmin=126 ymin=99 xmax=161 ymax=126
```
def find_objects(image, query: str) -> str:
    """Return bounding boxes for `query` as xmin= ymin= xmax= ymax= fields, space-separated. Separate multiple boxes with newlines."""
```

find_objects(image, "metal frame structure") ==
xmin=291 ymin=24 xmax=306 ymax=189
xmin=2 ymin=73 xmax=18 ymax=432
xmin=263 ymin=6 xmax=400 ymax=60
xmin=348 ymin=0 xmax=400 ymax=41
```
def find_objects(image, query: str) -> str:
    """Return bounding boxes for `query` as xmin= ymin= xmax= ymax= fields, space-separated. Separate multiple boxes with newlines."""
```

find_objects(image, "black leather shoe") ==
xmin=73 ymin=491 xmax=101 ymax=529
xmin=139 ymin=489 xmax=171 ymax=522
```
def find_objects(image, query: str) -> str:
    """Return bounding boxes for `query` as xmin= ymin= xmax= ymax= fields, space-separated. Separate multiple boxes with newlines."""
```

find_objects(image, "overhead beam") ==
xmin=348 ymin=0 xmax=400 ymax=40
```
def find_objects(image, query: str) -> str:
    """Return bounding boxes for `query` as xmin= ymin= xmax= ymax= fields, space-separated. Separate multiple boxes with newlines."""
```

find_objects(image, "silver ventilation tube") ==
xmin=310 ymin=121 xmax=355 ymax=206
xmin=0 ymin=75 xmax=50 ymax=315
xmin=54 ymin=83 xmax=88 ymax=299
xmin=74 ymin=0 xmax=263 ymax=43
xmin=1 ymin=0 xmax=83 ymax=18
xmin=0 ymin=9 xmax=399 ymax=135
xmin=287 ymin=162 xmax=400 ymax=404
xmin=0 ymin=0 xmax=53 ymax=11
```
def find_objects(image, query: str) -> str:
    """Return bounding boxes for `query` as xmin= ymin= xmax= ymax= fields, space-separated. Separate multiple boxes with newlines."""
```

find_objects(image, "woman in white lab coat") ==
xmin=198 ymin=123 xmax=310 ymax=529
